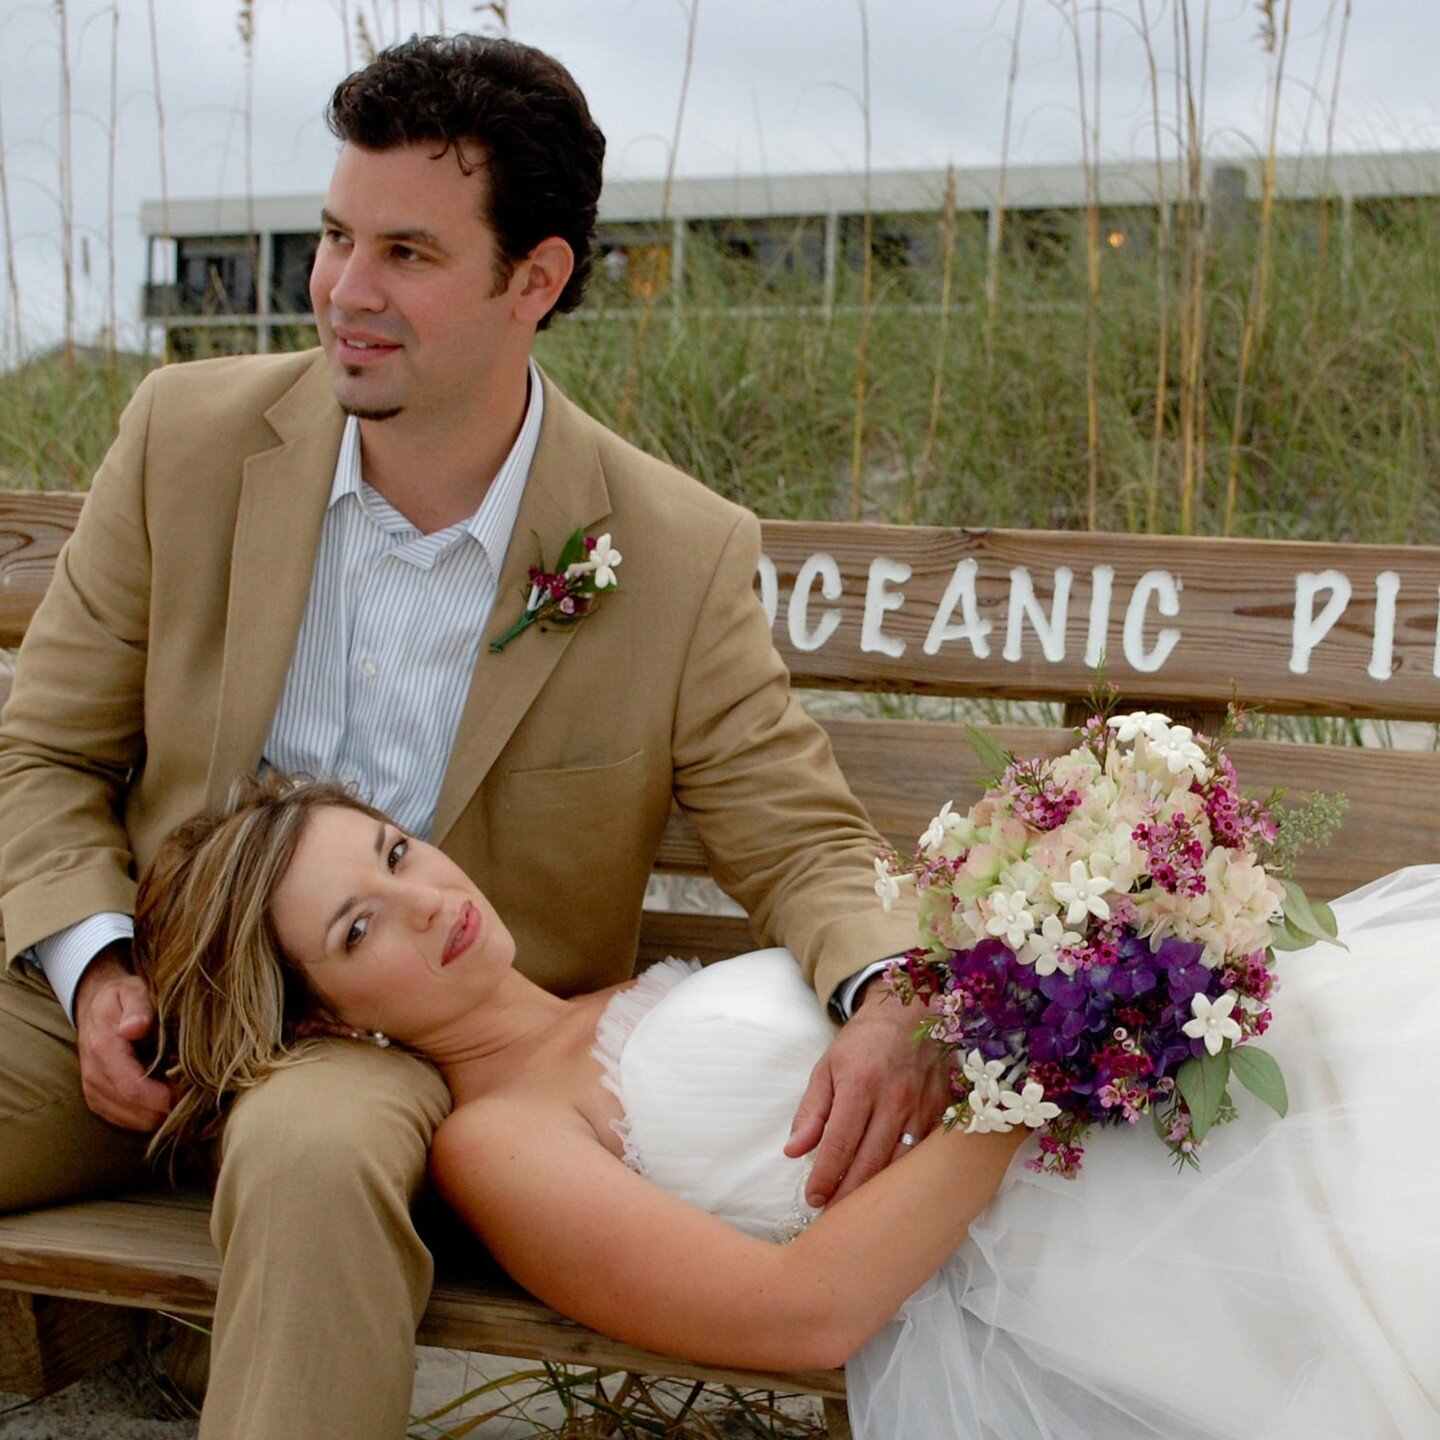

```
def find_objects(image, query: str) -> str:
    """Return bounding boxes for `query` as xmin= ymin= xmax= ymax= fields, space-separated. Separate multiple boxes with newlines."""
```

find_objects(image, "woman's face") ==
xmin=270 ymin=804 xmax=515 ymax=1046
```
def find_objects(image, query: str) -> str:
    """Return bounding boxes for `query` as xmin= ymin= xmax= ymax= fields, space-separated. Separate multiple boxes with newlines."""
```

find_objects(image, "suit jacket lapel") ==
xmin=205 ymin=354 xmax=344 ymax=802
xmin=431 ymin=373 xmax=612 ymax=845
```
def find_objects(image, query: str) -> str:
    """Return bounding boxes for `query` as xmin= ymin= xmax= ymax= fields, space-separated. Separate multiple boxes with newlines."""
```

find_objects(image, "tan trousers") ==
xmin=0 ymin=974 xmax=452 ymax=1440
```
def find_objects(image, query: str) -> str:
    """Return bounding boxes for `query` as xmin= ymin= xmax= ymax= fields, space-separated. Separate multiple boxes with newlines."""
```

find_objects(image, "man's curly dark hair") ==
xmin=326 ymin=34 xmax=605 ymax=327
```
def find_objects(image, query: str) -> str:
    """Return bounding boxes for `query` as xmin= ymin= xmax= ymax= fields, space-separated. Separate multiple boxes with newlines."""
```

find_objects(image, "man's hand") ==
xmin=785 ymin=978 xmax=952 ymax=1207
xmin=73 ymin=945 xmax=172 ymax=1132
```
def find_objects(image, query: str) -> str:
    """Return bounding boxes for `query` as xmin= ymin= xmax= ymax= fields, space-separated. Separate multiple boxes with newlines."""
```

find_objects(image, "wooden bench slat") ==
xmin=650 ymin=716 xmax=1440 ymax=902
xmin=635 ymin=909 xmax=756 ymax=968
xmin=0 ymin=491 xmax=83 ymax=650
xmin=0 ymin=1194 xmax=844 ymax=1400
xmin=0 ymin=1192 xmax=217 ymax=1314
xmin=421 ymin=1281 xmax=845 ymax=1398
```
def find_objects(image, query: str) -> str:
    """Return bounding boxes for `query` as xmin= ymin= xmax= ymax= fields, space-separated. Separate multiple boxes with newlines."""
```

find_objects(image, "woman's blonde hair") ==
xmin=134 ymin=773 xmax=389 ymax=1171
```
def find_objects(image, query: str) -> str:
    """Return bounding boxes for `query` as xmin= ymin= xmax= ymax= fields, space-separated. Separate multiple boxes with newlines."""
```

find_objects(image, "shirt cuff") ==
xmin=830 ymin=957 xmax=900 ymax=1021
xmin=32 ymin=914 xmax=136 ymax=1025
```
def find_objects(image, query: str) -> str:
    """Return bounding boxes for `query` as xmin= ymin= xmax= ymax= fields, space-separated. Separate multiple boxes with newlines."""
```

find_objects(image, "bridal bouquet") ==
xmin=880 ymin=706 xmax=1341 ymax=1177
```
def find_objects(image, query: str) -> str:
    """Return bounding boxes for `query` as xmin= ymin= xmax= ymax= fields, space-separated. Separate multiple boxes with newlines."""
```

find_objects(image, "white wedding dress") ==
xmin=592 ymin=866 xmax=1440 ymax=1439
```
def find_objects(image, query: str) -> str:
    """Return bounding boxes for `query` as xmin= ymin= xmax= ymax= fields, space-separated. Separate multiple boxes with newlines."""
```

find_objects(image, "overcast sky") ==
xmin=1 ymin=0 xmax=1434 ymax=353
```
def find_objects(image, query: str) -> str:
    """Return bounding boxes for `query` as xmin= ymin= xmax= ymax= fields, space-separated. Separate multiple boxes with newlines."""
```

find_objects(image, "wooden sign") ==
xmin=757 ymin=522 xmax=1440 ymax=720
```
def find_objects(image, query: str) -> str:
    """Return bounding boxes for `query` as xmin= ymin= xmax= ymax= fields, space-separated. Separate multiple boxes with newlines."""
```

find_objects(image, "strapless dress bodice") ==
xmin=592 ymin=948 xmax=836 ymax=1241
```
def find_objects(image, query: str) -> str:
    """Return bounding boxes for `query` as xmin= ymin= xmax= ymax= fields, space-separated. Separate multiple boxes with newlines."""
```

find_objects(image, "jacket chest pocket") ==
xmin=503 ymin=750 xmax=650 ymax=812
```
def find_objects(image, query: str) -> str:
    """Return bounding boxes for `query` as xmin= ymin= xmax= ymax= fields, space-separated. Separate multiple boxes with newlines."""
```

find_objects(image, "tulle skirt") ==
xmin=847 ymin=866 xmax=1440 ymax=1439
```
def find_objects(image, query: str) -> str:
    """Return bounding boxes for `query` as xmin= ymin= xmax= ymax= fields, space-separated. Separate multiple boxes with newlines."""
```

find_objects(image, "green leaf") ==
xmin=966 ymin=725 xmax=1014 ymax=786
xmin=1176 ymin=1049 xmax=1231 ymax=1142
xmin=1266 ymin=917 xmax=1310 ymax=952
xmin=1278 ymin=878 xmax=1345 ymax=949
xmin=554 ymin=526 xmax=589 ymax=572
xmin=1309 ymin=898 xmax=1341 ymax=941
xmin=1229 ymin=1045 xmax=1289 ymax=1117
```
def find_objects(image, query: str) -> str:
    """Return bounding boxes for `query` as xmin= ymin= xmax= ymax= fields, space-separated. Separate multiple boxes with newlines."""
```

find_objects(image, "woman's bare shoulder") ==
xmin=431 ymin=1091 xmax=616 ymax=1210
xmin=435 ymin=1092 xmax=582 ymax=1161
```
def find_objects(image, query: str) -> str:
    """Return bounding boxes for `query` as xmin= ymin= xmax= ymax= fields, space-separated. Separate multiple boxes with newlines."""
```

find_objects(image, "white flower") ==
xmin=1148 ymin=725 xmax=1210 ymax=782
xmin=958 ymin=905 xmax=990 ymax=945
xmin=873 ymin=857 xmax=912 ymax=912
xmin=1107 ymin=711 xmax=1172 ymax=744
xmin=568 ymin=533 xmax=624 ymax=589
xmin=1027 ymin=913 xmax=1082 ymax=976
xmin=961 ymin=1048 xmax=1007 ymax=1088
xmin=1182 ymin=991 xmax=1243 ymax=1056
xmin=920 ymin=801 xmax=965 ymax=856
xmin=999 ymin=1081 xmax=1063 ymax=1128
xmin=985 ymin=890 xmax=1037 ymax=949
xmin=1051 ymin=860 xmax=1115 ymax=927
xmin=965 ymin=1092 xmax=1017 ymax=1135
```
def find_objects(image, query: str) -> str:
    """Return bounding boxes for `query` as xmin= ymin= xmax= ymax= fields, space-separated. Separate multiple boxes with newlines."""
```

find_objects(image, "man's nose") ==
xmin=325 ymin=247 xmax=385 ymax=315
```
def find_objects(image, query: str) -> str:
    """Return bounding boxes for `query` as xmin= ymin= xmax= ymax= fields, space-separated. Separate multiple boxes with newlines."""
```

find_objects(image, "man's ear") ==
xmin=512 ymin=236 xmax=575 ymax=325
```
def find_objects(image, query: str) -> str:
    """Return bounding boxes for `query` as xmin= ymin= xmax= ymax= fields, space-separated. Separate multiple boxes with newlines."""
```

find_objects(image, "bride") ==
xmin=135 ymin=776 xmax=1439 ymax=1439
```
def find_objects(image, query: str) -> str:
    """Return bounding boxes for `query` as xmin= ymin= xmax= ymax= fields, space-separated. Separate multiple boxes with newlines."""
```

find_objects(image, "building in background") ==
xmin=139 ymin=149 xmax=1440 ymax=358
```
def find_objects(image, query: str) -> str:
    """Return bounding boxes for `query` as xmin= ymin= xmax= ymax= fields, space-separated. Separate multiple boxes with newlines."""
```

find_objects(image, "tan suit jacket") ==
xmin=0 ymin=350 xmax=911 ymax=1007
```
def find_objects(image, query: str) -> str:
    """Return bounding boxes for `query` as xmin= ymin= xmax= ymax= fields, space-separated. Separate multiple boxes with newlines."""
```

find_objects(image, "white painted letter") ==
xmin=756 ymin=554 xmax=778 ymax=627
xmin=1084 ymin=565 xmax=1116 ymax=668
xmin=1369 ymin=571 xmax=1401 ymax=681
xmin=1003 ymin=567 xmax=1073 ymax=663
xmin=923 ymin=558 xmax=992 ymax=658
xmin=1290 ymin=570 xmax=1352 ymax=675
xmin=1434 ymin=586 xmax=1440 ymax=678
xmin=861 ymin=556 xmax=911 ymax=659
xmin=1122 ymin=570 xmax=1182 ymax=674
xmin=786 ymin=553 xmax=843 ymax=653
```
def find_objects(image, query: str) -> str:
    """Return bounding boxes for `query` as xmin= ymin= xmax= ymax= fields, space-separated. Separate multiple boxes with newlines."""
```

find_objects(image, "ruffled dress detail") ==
xmin=591 ymin=949 xmax=831 ymax=1243
xmin=593 ymin=956 xmax=703 ymax=1172
xmin=589 ymin=879 xmax=1440 ymax=1439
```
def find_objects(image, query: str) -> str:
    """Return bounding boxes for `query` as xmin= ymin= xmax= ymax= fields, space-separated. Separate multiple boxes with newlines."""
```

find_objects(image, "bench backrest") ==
xmin=2 ymin=493 xmax=1437 ymax=965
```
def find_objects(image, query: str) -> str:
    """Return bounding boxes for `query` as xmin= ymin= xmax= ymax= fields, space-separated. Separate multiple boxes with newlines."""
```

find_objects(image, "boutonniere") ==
xmin=489 ymin=527 xmax=622 ymax=653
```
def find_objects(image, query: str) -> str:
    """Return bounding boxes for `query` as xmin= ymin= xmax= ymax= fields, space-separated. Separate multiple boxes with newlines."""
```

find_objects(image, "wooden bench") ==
xmin=3 ymin=490 xmax=1440 ymax=1432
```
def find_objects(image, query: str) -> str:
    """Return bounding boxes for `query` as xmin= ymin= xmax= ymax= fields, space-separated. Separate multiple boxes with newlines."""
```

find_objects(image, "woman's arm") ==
xmin=430 ymin=1102 xmax=1024 ymax=1373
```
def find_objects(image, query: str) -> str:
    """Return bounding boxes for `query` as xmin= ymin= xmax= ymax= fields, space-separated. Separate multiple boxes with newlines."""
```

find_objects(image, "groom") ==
xmin=0 ymin=34 xmax=945 ymax=1440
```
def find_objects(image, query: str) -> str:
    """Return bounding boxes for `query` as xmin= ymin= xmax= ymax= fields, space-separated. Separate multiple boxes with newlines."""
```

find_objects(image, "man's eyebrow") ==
xmin=318 ymin=208 xmax=447 ymax=251
xmin=378 ymin=226 xmax=448 ymax=250
xmin=322 ymin=822 xmax=388 ymax=942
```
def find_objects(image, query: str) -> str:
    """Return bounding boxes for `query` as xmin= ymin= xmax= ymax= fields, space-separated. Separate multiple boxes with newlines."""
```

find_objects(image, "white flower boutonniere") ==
xmin=489 ymin=528 xmax=622 ymax=653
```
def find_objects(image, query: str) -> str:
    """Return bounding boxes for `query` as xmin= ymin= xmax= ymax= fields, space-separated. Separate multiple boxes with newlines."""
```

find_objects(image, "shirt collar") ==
xmin=326 ymin=359 xmax=546 ymax=568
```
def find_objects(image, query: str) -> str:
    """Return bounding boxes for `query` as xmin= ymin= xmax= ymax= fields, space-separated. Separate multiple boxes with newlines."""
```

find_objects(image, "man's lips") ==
xmin=330 ymin=323 xmax=401 ymax=361
xmin=335 ymin=336 xmax=400 ymax=361
xmin=442 ymin=902 xmax=479 ymax=965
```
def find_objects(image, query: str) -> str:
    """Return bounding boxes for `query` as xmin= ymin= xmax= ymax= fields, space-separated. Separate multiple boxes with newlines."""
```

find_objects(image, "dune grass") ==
xmin=529 ymin=199 xmax=1440 ymax=545
xmin=5 ymin=189 xmax=1439 ymax=553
